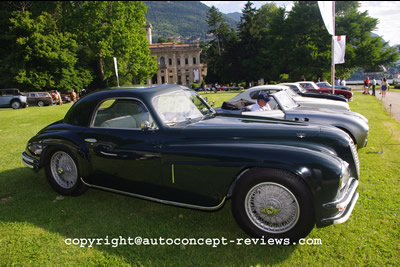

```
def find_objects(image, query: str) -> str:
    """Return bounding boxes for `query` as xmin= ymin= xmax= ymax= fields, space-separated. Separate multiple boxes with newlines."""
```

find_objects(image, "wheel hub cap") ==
xmin=50 ymin=151 xmax=78 ymax=189
xmin=261 ymin=205 xmax=281 ymax=216
xmin=245 ymin=182 xmax=300 ymax=234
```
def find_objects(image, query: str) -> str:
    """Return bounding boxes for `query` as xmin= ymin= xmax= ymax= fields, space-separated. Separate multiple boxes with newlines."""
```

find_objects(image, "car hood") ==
xmin=293 ymin=96 xmax=350 ymax=111
xmin=165 ymin=114 xmax=352 ymax=155
xmin=182 ymin=114 xmax=345 ymax=141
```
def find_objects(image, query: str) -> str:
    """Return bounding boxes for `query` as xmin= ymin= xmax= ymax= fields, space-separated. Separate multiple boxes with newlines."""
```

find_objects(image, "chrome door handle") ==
xmin=84 ymin=138 xmax=97 ymax=143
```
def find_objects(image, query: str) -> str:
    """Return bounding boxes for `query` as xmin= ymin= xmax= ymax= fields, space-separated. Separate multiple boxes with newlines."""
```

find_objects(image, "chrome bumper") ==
xmin=21 ymin=152 xmax=39 ymax=170
xmin=321 ymin=178 xmax=359 ymax=224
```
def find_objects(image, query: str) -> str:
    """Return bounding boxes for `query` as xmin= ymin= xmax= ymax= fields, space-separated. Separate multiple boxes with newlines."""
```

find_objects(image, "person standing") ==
xmin=381 ymin=78 xmax=389 ymax=98
xmin=55 ymin=90 xmax=62 ymax=105
xmin=371 ymin=77 xmax=377 ymax=96
xmin=71 ymin=90 xmax=77 ymax=102
xmin=341 ymin=77 xmax=346 ymax=86
xmin=363 ymin=76 xmax=370 ymax=94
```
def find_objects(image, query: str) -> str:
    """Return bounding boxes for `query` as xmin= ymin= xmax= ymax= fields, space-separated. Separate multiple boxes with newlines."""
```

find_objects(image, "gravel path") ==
xmin=374 ymin=89 xmax=400 ymax=122
xmin=351 ymin=85 xmax=400 ymax=122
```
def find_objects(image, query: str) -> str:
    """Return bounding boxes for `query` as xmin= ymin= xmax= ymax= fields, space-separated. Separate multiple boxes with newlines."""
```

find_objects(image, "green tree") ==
xmin=280 ymin=1 xmax=398 ymax=81
xmin=3 ymin=11 xmax=92 ymax=91
xmin=204 ymin=5 xmax=234 ymax=84
xmin=335 ymin=1 xmax=398 ymax=77
xmin=68 ymin=1 xmax=158 ymax=87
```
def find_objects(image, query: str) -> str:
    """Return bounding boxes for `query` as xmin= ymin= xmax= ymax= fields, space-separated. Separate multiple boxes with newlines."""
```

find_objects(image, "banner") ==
xmin=113 ymin=57 xmax=120 ymax=87
xmin=113 ymin=57 xmax=119 ymax=80
xmin=318 ymin=1 xmax=334 ymax=35
xmin=334 ymin=35 xmax=346 ymax=64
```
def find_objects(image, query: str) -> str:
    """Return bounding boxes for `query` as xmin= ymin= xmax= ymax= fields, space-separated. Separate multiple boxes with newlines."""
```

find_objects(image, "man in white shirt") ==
xmin=250 ymin=93 xmax=271 ymax=111
xmin=372 ymin=77 xmax=377 ymax=96
xmin=341 ymin=78 xmax=346 ymax=86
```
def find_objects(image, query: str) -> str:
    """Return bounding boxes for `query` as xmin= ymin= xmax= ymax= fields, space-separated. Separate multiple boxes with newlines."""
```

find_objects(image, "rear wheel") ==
xmin=37 ymin=101 xmax=45 ymax=107
xmin=231 ymin=168 xmax=315 ymax=241
xmin=11 ymin=100 xmax=21 ymax=109
xmin=45 ymin=148 xmax=87 ymax=195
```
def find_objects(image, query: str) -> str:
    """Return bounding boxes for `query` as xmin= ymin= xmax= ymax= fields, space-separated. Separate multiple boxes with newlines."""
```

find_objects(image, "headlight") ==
xmin=340 ymin=161 xmax=350 ymax=190
xmin=28 ymin=143 xmax=43 ymax=155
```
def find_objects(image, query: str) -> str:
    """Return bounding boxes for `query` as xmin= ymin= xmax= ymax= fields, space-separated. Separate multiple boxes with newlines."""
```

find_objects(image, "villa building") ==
xmin=145 ymin=24 xmax=207 ymax=86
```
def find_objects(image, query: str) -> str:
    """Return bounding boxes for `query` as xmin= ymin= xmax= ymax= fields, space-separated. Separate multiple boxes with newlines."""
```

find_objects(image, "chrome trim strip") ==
xmin=171 ymin=164 xmax=175 ymax=184
xmin=323 ymin=178 xmax=358 ymax=209
xmin=80 ymin=178 xmax=226 ymax=211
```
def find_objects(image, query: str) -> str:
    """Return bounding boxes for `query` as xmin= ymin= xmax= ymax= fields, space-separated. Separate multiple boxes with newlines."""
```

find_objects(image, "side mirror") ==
xmin=141 ymin=121 xmax=151 ymax=131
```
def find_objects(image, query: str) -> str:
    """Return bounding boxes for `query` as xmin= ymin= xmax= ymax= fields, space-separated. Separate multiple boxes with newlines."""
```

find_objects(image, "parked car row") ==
xmin=0 ymin=88 xmax=74 ymax=109
xmin=22 ymin=84 xmax=362 ymax=242
xmin=297 ymin=81 xmax=353 ymax=101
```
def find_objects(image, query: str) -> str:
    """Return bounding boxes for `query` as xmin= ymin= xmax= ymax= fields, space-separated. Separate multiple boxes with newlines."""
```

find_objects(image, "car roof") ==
xmin=64 ymin=84 xmax=191 ymax=126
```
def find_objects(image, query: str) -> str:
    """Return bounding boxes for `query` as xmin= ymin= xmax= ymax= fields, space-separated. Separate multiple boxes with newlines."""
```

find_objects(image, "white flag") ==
xmin=334 ymin=35 xmax=346 ymax=64
xmin=113 ymin=57 xmax=119 ymax=79
xmin=318 ymin=1 xmax=334 ymax=36
xmin=194 ymin=69 xmax=199 ymax=81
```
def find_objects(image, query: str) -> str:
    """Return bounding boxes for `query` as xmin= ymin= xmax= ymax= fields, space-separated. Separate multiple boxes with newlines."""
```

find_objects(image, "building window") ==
xmin=193 ymin=57 xmax=196 ymax=65
xmin=169 ymin=58 xmax=172 ymax=65
xmin=177 ymin=58 xmax=180 ymax=65
xmin=185 ymin=58 xmax=188 ymax=65
xmin=160 ymin=57 xmax=166 ymax=68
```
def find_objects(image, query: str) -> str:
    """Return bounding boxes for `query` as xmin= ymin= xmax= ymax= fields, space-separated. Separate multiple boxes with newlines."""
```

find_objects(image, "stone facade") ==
xmin=145 ymin=24 xmax=207 ymax=86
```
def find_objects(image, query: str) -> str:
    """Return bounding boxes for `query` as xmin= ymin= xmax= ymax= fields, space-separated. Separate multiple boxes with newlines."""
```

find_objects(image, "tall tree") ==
xmin=2 ymin=11 xmax=92 ymax=91
xmin=204 ymin=5 xmax=233 ymax=84
xmin=68 ymin=1 xmax=158 ymax=87
xmin=237 ymin=1 xmax=260 ymax=84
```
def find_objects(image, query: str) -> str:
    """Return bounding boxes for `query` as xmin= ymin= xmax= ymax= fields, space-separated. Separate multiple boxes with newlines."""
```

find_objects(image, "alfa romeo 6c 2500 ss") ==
xmin=22 ymin=84 xmax=360 ymax=241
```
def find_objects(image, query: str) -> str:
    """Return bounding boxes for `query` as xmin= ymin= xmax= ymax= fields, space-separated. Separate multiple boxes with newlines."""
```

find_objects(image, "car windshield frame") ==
xmin=273 ymin=91 xmax=298 ymax=110
xmin=152 ymin=89 xmax=215 ymax=127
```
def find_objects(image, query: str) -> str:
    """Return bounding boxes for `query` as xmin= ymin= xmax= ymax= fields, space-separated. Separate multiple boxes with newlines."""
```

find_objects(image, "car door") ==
xmin=82 ymin=98 xmax=163 ymax=196
xmin=27 ymin=93 xmax=37 ymax=105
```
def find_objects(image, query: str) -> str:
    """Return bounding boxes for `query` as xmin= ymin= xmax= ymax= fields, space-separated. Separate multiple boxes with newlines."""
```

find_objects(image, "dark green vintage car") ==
xmin=22 ymin=84 xmax=360 ymax=241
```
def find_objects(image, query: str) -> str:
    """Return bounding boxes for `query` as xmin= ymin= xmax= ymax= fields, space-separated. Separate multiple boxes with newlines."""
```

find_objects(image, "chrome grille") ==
xmin=350 ymin=140 xmax=360 ymax=177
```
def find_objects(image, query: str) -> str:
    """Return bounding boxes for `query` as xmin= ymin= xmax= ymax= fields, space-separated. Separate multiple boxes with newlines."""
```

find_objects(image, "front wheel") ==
xmin=11 ymin=100 xmax=21 ymax=109
xmin=231 ymin=168 xmax=315 ymax=241
xmin=45 ymin=148 xmax=87 ymax=196
xmin=37 ymin=101 xmax=45 ymax=107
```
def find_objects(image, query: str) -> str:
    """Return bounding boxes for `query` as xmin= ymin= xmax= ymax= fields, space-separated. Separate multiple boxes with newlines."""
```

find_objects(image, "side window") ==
xmin=92 ymin=99 xmax=156 ymax=130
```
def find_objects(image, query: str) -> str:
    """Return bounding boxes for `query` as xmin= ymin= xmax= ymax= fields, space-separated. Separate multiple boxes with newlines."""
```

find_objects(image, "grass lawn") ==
xmin=1 ymin=91 xmax=399 ymax=266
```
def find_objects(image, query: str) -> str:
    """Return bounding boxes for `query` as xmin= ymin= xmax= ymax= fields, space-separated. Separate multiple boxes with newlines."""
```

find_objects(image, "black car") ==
xmin=22 ymin=84 xmax=360 ymax=241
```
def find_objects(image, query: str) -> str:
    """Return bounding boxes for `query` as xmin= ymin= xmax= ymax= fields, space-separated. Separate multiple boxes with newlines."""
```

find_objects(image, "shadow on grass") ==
xmin=0 ymin=167 xmax=297 ymax=265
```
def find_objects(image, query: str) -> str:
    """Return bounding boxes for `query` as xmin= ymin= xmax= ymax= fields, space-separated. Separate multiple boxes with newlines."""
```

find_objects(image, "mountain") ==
xmin=143 ymin=1 xmax=239 ymax=43
xmin=226 ymin=12 xmax=242 ymax=21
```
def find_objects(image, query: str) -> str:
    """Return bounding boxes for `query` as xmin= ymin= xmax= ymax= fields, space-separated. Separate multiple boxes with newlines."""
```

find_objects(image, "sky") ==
xmin=201 ymin=1 xmax=400 ymax=46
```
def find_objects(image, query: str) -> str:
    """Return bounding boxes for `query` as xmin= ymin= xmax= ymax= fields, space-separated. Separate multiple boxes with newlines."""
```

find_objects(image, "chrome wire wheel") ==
xmin=50 ymin=151 xmax=78 ymax=189
xmin=245 ymin=182 xmax=300 ymax=234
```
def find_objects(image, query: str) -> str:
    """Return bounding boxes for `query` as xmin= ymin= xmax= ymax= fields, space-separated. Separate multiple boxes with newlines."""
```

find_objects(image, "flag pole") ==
xmin=331 ymin=1 xmax=335 ymax=94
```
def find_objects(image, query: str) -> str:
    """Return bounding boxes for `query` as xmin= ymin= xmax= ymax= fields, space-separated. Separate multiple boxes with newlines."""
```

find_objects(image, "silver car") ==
xmin=216 ymin=90 xmax=369 ymax=149
xmin=0 ymin=88 xmax=27 ymax=109
xmin=227 ymin=85 xmax=350 ymax=111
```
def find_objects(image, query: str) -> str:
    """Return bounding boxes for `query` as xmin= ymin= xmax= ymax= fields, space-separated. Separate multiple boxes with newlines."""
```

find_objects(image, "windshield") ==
xmin=274 ymin=91 xmax=298 ymax=110
xmin=152 ymin=90 xmax=214 ymax=126
xmin=285 ymin=88 xmax=299 ymax=97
